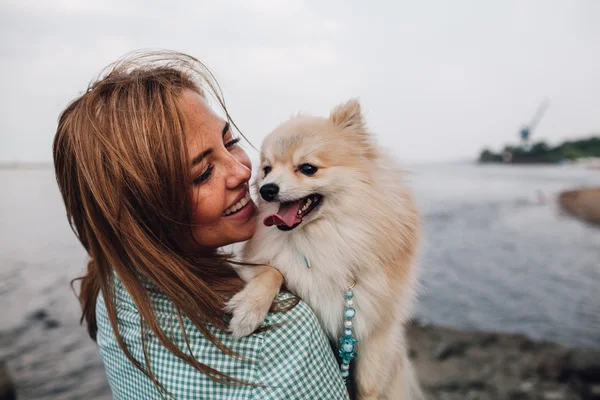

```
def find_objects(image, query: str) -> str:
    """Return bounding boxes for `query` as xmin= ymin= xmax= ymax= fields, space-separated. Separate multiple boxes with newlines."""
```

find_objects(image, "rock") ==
xmin=408 ymin=348 xmax=417 ymax=359
xmin=516 ymin=335 xmax=536 ymax=351
xmin=536 ymin=349 xmax=571 ymax=381
xmin=504 ymin=388 xmax=532 ymax=400
xmin=407 ymin=323 xmax=598 ymax=400
xmin=44 ymin=319 xmax=60 ymax=329
xmin=567 ymin=376 xmax=591 ymax=398
xmin=474 ymin=333 xmax=498 ymax=347
xmin=0 ymin=361 xmax=16 ymax=400
xmin=432 ymin=378 xmax=461 ymax=392
xmin=431 ymin=378 xmax=486 ymax=392
xmin=520 ymin=380 xmax=535 ymax=392
xmin=431 ymin=340 xmax=469 ymax=360
xmin=542 ymin=389 xmax=564 ymax=400
xmin=589 ymin=384 xmax=600 ymax=400
xmin=26 ymin=308 xmax=48 ymax=321
xmin=567 ymin=349 xmax=600 ymax=382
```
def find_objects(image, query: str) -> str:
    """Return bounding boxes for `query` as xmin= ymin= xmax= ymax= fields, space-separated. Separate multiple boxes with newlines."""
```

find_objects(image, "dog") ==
xmin=227 ymin=99 xmax=424 ymax=399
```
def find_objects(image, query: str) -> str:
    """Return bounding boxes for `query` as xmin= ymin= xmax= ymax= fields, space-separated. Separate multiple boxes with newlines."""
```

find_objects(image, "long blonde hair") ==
xmin=52 ymin=51 xmax=288 ymax=395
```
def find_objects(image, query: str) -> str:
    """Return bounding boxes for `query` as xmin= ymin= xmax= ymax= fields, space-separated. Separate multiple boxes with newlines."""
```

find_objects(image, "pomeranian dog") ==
xmin=227 ymin=99 xmax=424 ymax=399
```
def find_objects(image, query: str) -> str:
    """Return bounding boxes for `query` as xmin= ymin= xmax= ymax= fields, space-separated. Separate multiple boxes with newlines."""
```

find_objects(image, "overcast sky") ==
xmin=1 ymin=0 xmax=599 ymax=163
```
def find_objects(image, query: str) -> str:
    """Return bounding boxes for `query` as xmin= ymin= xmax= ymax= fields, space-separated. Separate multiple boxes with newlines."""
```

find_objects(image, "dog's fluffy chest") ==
xmin=277 ymin=251 xmax=348 ymax=338
xmin=246 ymin=214 xmax=394 ymax=339
xmin=259 ymin=231 xmax=374 ymax=339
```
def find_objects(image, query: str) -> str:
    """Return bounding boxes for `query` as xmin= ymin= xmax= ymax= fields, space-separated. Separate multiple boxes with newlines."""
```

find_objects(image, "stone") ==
xmin=542 ymin=390 xmax=564 ymax=400
xmin=516 ymin=335 xmax=536 ymax=351
xmin=474 ymin=333 xmax=498 ymax=347
xmin=566 ymin=349 xmax=600 ymax=382
xmin=520 ymin=380 xmax=535 ymax=392
xmin=504 ymin=388 xmax=531 ymax=400
xmin=27 ymin=308 xmax=48 ymax=321
xmin=567 ymin=376 xmax=590 ymax=398
xmin=431 ymin=340 xmax=469 ymax=360
xmin=589 ymin=384 xmax=600 ymax=400
xmin=408 ymin=348 xmax=417 ymax=359
xmin=536 ymin=349 xmax=571 ymax=381
xmin=44 ymin=319 xmax=61 ymax=329
xmin=0 ymin=361 xmax=16 ymax=400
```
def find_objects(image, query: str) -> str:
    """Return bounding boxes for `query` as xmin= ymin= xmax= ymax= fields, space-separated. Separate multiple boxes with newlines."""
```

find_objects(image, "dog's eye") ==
xmin=263 ymin=166 xmax=272 ymax=176
xmin=299 ymin=163 xmax=318 ymax=176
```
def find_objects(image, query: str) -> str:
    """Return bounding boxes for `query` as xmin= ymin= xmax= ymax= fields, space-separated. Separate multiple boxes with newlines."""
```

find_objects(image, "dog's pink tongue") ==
xmin=263 ymin=200 xmax=303 ymax=227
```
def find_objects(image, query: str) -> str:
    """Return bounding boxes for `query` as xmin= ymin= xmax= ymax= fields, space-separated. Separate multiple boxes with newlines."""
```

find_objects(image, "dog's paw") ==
xmin=225 ymin=283 xmax=273 ymax=339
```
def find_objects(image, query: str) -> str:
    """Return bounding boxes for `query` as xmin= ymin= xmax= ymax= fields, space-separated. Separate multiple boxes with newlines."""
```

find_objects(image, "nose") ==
xmin=260 ymin=183 xmax=279 ymax=202
xmin=225 ymin=151 xmax=252 ymax=191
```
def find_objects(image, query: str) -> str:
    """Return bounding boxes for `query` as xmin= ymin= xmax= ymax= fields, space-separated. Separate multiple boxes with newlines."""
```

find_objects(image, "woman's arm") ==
xmin=97 ymin=280 xmax=348 ymax=399
xmin=251 ymin=294 xmax=350 ymax=400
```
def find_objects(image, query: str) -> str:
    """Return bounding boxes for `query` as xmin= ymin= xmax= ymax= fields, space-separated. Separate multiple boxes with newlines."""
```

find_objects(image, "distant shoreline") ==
xmin=478 ymin=136 xmax=600 ymax=165
xmin=0 ymin=162 xmax=53 ymax=170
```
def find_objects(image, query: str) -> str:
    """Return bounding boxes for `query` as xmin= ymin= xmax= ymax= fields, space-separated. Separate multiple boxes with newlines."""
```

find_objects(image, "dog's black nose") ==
xmin=260 ymin=183 xmax=279 ymax=202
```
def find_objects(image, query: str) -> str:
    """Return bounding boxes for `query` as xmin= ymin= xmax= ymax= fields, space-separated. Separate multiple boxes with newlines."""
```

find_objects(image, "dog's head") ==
xmin=256 ymin=99 xmax=377 ymax=231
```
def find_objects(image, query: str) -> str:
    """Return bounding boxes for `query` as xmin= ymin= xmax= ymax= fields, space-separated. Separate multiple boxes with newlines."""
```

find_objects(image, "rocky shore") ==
xmin=407 ymin=321 xmax=600 ymax=400
xmin=2 ymin=322 xmax=598 ymax=399
xmin=559 ymin=188 xmax=600 ymax=226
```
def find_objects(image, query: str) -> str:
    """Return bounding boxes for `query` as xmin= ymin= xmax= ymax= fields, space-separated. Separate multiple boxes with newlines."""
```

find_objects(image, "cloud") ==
xmin=1 ymin=0 xmax=599 ymax=162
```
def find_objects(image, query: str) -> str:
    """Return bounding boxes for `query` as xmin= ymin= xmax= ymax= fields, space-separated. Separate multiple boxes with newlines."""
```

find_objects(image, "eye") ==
xmin=193 ymin=165 xmax=214 ymax=185
xmin=299 ymin=163 xmax=318 ymax=176
xmin=225 ymin=137 xmax=240 ymax=149
xmin=263 ymin=165 xmax=272 ymax=177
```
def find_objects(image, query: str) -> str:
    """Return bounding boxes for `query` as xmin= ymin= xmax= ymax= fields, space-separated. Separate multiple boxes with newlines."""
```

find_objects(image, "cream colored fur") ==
xmin=227 ymin=99 xmax=424 ymax=399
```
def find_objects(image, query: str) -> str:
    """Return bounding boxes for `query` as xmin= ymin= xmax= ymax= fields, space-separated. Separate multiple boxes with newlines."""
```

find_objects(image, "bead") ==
xmin=344 ymin=307 xmax=356 ymax=320
xmin=340 ymin=286 xmax=359 ymax=383
xmin=342 ymin=342 xmax=354 ymax=353
xmin=342 ymin=354 xmax=355 ymax=363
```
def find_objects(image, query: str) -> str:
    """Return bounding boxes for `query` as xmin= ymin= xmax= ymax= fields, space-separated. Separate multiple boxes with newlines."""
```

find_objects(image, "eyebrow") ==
xmin=191 ymin=122 xmax=230 ymax=166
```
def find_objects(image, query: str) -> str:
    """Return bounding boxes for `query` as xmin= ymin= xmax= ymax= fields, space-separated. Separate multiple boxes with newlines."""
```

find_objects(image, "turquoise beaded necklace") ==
xmin=338 ymin=281 xmax=358 ymax=383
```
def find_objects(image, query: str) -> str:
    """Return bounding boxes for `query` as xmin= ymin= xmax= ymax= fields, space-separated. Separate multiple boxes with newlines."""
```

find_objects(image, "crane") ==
xmin=520 ymin=99 xmax=550 ymax=148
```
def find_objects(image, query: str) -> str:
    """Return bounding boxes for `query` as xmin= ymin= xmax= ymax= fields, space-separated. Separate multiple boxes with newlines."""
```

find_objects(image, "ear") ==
xmin=329 ymin=98 xmax=363 ymax=129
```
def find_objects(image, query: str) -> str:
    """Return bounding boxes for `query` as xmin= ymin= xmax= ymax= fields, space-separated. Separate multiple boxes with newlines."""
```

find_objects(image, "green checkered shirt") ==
xmin=96 ymin=277 xmax=349 ymax=399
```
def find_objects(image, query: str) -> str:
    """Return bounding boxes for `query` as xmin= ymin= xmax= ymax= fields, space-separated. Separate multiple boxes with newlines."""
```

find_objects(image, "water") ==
xmin=410 ymin=163 xmax=600 ymax=347
xmin=1 ymin=164 xmax=599 ymax=399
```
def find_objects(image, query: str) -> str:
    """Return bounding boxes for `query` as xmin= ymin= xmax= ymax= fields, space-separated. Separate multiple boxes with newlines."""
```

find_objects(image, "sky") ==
xmin=1 ymin=0 xmax=599 ymax=163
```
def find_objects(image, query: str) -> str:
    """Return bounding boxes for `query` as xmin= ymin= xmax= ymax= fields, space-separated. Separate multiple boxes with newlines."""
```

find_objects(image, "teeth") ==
xmin=223 ymin=192 xmax=251 ymax=216
xmin=297 ymin=197 xmax=314 ymax=216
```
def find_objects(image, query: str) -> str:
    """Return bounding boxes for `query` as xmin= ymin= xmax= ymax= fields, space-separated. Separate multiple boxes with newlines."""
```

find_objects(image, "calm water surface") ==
xmin=1 ymin=163 xmax=599 ymax=399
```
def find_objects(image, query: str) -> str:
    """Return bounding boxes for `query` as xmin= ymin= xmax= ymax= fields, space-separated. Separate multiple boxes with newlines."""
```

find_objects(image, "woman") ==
xmin=53 ymin=51 xmax=349 ymax=399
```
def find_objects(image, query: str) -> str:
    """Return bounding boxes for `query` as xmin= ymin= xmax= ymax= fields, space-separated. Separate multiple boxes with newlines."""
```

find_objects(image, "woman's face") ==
xmin=181 ymin=89 xmax=257 ymax=248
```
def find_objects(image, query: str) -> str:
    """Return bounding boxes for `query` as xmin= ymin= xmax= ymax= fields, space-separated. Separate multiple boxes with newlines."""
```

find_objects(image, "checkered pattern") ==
xmin=96 ymin=277 xmax=349 ymax=399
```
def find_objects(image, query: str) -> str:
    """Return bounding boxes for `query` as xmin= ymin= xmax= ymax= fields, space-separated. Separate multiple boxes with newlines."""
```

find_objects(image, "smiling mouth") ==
xmin=263 ymin=194 xmax=323 ymax=231
xmin=223 ymin=192 xmax=251 ymax=216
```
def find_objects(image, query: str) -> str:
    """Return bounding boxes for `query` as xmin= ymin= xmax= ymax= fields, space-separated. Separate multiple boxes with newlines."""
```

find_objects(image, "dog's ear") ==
xmin=329 ymin=98 xmax=363 ymax=130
